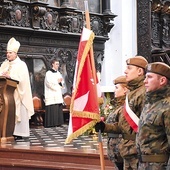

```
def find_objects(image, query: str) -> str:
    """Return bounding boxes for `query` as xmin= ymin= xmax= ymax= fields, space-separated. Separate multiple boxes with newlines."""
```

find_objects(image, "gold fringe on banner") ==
xmin=72 ymin=110 xmax=100 ymax=120
xmin=65 ymin=119 xmax=97 ymax=144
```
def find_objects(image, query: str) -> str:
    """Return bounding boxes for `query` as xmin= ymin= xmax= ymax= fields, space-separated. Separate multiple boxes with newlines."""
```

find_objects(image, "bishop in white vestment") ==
xmin=0 ymin=37 xmax=34 ymax=138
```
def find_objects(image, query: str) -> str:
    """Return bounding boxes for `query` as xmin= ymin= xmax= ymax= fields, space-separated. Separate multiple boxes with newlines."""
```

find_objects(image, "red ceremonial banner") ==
xmin=65 ymin=27 xmax=100 ymax=144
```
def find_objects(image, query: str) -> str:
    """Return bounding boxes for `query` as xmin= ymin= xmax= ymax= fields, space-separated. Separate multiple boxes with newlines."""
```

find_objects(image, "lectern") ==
xmin=0 ymin=77 xmax=18 ymax=142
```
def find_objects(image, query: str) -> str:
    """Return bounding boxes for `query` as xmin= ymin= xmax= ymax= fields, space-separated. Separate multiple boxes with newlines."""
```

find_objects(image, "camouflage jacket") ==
xmin=105 ymin=96 xmax=125 ymax=163
xmin=136 ymin=85 xmax=170 ymax=156
xmin=106 ymin=95 xmax=126 ymax=124
xmin=104 ymin=76 xmax=146 ymax=158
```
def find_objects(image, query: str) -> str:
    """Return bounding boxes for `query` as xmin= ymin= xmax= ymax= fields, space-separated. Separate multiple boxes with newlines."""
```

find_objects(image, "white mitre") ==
xmin=7 ymin=37 xmax=20 ymax=53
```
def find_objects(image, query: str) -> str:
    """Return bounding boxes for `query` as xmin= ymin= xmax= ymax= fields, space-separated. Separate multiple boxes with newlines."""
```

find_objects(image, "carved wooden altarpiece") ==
xmin=0 ymin=0 xmax=116 ymax=97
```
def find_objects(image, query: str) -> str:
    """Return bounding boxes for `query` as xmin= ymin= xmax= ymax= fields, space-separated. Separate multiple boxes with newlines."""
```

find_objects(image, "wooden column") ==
xmin=0 ymin=77 xmax=18 ymax=143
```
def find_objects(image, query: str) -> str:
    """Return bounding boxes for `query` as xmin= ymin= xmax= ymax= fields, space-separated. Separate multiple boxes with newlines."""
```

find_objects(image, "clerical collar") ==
xmin=50 ymin=69 xmax=57 ymax=73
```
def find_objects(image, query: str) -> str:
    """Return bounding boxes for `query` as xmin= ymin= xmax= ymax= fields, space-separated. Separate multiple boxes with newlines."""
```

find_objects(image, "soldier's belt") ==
xmin=122 ymin=134 xmax=135 ymax=140
xmin=141 ymin=154 xmax=169 ymax=163
xmin=108 ymin=133 xmax=122 ymax=138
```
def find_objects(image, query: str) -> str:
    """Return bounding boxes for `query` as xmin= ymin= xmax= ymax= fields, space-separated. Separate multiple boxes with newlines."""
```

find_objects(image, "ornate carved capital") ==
xmin=102 ymin=14 xmax=117 ymax=36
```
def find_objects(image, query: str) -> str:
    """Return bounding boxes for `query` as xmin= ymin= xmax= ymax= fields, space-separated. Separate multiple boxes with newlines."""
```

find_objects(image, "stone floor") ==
xmin=0 ymin=124 xmax=116 ymax=170
xmin=5 ymin=124 xmax=108 ymax=154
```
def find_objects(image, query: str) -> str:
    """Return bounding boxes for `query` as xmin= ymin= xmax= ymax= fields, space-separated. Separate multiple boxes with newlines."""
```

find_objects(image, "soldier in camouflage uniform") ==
xmin=136 ymin=62 xmax=170 ymax=170
xmin=95 ymin=56 xmax=148 ymax=170
xmin=106 ymin=76 xmax=128 ymax=170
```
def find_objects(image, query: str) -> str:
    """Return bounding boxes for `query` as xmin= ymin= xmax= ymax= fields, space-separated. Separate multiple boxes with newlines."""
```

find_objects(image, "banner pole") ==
xmin=84 ymin=1 xmax=105 ymax=170
xmin=84 ymin=1 xmax=96 ymax=83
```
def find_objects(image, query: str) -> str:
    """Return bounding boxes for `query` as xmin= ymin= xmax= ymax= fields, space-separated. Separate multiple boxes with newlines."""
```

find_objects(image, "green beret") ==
xmin=146 ymin=62 xmax=170 ymax=80
xmin=126 ymin=56 xmax=148 ymax=69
